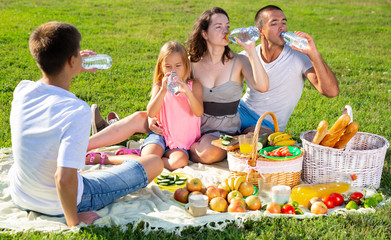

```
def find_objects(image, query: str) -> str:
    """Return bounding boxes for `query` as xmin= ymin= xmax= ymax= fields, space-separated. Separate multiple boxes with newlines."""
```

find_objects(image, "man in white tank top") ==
xmin=239 ymin=5 xmax=339 ymax=132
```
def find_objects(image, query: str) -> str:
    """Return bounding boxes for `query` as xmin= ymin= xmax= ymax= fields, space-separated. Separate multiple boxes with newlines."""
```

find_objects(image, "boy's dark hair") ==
xmin=29 ymin=21 xmax=81 ymax=76
xmin=255 ymin=5 xmax=283 ymax=28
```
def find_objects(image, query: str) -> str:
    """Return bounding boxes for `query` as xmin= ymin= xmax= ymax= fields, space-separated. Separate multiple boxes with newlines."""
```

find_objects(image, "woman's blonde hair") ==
xmin=153 ymin=41 xmax=190 ymax=85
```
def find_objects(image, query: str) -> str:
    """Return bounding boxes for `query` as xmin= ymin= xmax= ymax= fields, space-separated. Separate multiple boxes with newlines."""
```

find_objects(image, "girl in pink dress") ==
xmin=140 ymin=41 xmax=203 ymax=171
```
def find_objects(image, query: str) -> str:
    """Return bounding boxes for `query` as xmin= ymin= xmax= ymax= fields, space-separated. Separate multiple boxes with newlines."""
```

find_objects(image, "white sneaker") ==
xmin=107 ymin=112 xmax=120 ymax=125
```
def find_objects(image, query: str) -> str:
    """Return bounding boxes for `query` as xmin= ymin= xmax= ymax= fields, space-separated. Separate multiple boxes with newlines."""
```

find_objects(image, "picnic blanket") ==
xmin=0 ymin=143 xmax=387 ymax=235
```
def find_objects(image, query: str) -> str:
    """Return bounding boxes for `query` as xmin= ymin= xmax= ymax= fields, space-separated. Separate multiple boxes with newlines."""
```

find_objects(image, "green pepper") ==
xmin=346 ymin=201 xmax=359 ymax=210
xmin=288 ymin=201 xmax=299 ymax=209
xmin=372 ymin=193 xmax=383 ymax=204
xmin=295 ymin=208 xmax=304 ymax=215
xmin=363 ymin=197 xmax=378 ymax=208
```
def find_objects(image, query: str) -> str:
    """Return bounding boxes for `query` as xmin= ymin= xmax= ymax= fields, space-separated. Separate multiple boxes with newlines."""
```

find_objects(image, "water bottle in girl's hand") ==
xmin=281 ymin=31 xmax=309 ymax=49
xmin=167 ymin=72 xmax=180 ymax=94
xmin=227 ymin=26 xmax=259 ymax=44
xmin=82 ymin=54 xmax=112 ymax=69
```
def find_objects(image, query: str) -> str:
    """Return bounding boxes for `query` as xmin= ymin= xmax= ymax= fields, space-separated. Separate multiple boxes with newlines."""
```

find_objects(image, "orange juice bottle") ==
xmin=290 ymin=173 xmax=356 ymax=207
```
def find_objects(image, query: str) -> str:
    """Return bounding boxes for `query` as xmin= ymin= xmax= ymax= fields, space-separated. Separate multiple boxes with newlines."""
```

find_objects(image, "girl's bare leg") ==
xmin=190 ymin=135 xmax=227 ymax=164
xmin=163 ymin=150 xmax=189 ymax=171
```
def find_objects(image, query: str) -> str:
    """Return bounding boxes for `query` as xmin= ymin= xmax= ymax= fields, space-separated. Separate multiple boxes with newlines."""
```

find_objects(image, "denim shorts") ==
xmin=77 ymin=160 xmax=148 ymax=213
xmin=238 ymin=100 xmax=275 ymax=132
xmin=140 ymin=132 xmax=189 ymax=158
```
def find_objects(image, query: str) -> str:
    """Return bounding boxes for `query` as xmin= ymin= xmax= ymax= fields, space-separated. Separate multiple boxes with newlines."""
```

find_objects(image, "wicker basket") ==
xmin=300 ymin=130 xmax=390 ymax=188
xmin=227 ymin=112 xmax=304 ymax=188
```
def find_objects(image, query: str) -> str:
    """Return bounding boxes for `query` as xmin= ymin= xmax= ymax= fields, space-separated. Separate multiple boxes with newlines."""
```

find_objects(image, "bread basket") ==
xmin=300 ymin=130 xmax=389 ymax=188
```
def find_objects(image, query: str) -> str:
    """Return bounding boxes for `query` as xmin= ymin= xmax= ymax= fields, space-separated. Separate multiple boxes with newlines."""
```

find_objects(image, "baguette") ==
xmin=328 ymin=114 xmax=351 ymax=134
xmin=320 ymin=131 xmax=345 ymax=147
xmin=312 ymin=120 xmax=328 ymax=144
xmin=320 ymin=114 xmax=351 ymax=148
xmin=334 ymin=122 xmax=359 ymax=149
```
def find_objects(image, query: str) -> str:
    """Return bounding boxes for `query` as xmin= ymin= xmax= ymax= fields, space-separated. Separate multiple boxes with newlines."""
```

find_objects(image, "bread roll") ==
xmin=320 ymin=130 xmax=345 ymax=147
xmin=320 ymin=114 xmax=351 ymax=148
xmin=328 ymin=114 xmax=351 ymax=134
xmin=334 ymin=122 xmax=359 ymax=149
xmin=312 ymin=120 xmax=328 ymax=144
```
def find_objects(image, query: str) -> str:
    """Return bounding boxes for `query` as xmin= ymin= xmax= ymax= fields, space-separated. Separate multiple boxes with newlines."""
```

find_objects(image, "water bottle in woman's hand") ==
xmin=227 ymin=26 xmax=259 ymax=44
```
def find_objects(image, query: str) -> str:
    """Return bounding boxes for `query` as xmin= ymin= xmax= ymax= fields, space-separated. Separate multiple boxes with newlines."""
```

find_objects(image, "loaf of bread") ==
xmin=312 ymin=120 xmax=328 ymax=144
xmin=334 ymin=122 xmax=359 ymax=149
xmin=320 ymin=114 xmax=351 ymax=147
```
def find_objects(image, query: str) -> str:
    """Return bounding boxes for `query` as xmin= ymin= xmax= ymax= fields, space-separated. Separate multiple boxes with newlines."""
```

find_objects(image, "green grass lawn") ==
xmin=1 ymin=0 xmax=391 ymax=238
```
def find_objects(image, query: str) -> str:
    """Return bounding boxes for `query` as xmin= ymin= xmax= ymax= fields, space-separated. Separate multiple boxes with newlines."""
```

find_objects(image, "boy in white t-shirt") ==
xmin=239 ymin=5 xmax=339 ymax=133
xmin=9 ymin=21 xmax=163 ymax=227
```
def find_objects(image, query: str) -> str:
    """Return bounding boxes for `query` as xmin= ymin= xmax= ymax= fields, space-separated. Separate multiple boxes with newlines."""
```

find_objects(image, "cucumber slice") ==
xmin=223 ymin=135 xmax=233 ymax=141
xmin=159 ymin=182 xmax=169 ymax=186
xmin=159 ymin=173 xmax=169 ymax=179
xmin=158 ymin=179 xmax=170 ymax=183
xmin=169 ymin=180 xmax=175 ymax=185
xmin=173 ymin=175 xmax=179 ymax=181
xmin=167 ymin=175 xmax=175 ymax=180
xmin=157 ymin=176 xmax=165 ymax=180
xmin=221 ymin=140 xmax=230 ymax=146
xmin=175 ymin=180 xmax=185 ymax=185
xmin=178 ymin=177 xmax=187 ymax=181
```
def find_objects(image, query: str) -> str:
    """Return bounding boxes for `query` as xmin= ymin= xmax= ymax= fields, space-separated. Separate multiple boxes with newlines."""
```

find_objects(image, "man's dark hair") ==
xmin=29 ymin=21 xmax=81 ymax=75
xmin=255 ymin=5 xmax=283 ymax=28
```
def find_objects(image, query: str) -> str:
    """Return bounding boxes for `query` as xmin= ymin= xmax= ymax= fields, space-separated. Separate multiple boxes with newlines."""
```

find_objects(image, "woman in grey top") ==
xmin=186 ymin=7 xmax=269 ymax=164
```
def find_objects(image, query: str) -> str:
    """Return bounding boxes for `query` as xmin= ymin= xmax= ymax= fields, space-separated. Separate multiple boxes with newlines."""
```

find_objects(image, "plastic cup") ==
xmin=272 ymin=185 xmax=292 ymax=205
xmin=257 ymin=176 xmax=275 ymax=199
xmin=185 ymin=195 xmax=208 ymax=217
xmin=239 ymin=134 xmax=253 ymax=154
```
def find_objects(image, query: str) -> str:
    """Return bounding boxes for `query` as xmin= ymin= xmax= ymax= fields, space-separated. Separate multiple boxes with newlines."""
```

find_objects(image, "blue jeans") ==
xmin=238 ymin=100 xmax=275 ymax=132
xmin=77 ymin=160 xmax=148 ymax=213
xmin=140 ymin=132 xmax=189 ymax=158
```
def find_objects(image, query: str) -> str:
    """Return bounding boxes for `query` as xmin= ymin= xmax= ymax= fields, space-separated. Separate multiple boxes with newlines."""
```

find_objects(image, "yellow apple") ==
xmin=210 ymin=197 xmax=228 ymax=212
xmin=227 ymin=190 xmax=243 ymax=203
xmin=245 ymin=195 xmax=262 ymax=210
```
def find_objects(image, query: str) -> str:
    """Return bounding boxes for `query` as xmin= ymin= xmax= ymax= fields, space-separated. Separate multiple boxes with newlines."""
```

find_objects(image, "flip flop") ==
xmin=115 ymin=148 xmax=141 ymax=156
xmin=86 ymin=152 xmax=108 ymax=165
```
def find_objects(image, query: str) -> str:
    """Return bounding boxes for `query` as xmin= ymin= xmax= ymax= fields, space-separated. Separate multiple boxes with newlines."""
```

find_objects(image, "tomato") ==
xmin=263 ymin=150 xmax=269 ymax=156
xmin=329 ymin=193 xmax=344 ymax=206
xmin=281 ymin=204 xmax=296 ymax=214
xmin=321 ymin=195 xmax=335 ymax=209
xmin=350 ymin=192 xmax=364 ymax=205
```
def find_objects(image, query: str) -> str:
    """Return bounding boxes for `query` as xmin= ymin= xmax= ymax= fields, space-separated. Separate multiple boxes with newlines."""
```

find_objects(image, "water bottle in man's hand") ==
xmin=281 ymin=31 xmax=309 ymax=49
xmin=82 ymin=54 xmax=112 ymax=69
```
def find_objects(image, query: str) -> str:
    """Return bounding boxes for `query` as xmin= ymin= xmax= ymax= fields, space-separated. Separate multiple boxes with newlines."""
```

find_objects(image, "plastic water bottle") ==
xmin=227 ymin=26 xmax=259 ymax=44
xmin=82 ymin=54 xmax=112 ymax=69
xmin=167 ymin=72 xmax=179 ymax=94
xmin=281 ymin=31 xmax=308 ymax=49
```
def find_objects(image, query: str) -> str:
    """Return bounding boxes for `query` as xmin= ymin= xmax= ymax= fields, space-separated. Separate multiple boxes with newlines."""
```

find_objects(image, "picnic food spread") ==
xmin=165 ymin=110 xmax=387 ymax=218
xmin=167 ymin=173 xmax=384 ymax=217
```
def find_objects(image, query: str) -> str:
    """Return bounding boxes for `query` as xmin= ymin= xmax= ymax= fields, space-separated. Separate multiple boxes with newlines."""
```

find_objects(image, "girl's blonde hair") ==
xmin=153 ymin=41 xmax=190 ymax=85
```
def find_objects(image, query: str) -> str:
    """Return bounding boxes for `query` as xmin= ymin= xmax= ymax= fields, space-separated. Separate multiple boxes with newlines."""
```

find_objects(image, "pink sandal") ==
xmin=86 ymin=152 xmax=108 ymax=165
xmin=115 ymin=148 xmax=141 ymax=156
